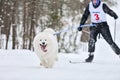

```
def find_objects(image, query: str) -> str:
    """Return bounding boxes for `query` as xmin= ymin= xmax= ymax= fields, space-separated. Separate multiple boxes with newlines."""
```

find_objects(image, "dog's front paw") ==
xmin=55 ymin=57 xmax=58 ymax=61
xmin=40 ymin=63 xmax=43 ymax=66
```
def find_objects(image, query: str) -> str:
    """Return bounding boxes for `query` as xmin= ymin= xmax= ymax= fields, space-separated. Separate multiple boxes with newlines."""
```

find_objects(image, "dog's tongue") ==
xmin=41 ymin=45 xmax=47 ymax=52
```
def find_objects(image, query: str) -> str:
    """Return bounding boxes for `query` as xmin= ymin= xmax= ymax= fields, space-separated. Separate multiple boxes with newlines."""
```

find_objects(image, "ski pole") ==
xmin=53 ymin=24 xmax=96 ymax=35
xmin=114 ymin=20 xmax=116 ymax=42
xmin=82 ymin=30 xmax=90 ymax=34
xmin=80 ymin=24 xmax=96 ymax=28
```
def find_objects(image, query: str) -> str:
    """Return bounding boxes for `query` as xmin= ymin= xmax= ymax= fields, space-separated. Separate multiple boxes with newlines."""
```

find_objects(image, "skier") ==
xmin=78 ymin=0 xmax=120 ymax=62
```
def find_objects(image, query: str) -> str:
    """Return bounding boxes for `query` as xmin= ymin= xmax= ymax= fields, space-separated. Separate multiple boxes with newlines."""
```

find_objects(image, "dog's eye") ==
xmin=40 ymin=39 xmax=42 ymax=41
xmin=45 ymin=39 xmax=47 ymax=41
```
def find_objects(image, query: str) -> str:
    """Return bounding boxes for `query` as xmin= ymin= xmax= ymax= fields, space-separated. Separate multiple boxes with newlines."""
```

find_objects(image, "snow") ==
xmin=0 ymin=41 xmax=120 ymax=80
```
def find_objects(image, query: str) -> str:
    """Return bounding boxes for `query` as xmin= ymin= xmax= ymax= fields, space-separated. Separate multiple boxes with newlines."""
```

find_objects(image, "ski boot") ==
xmin=85 ymin=53 xmax=94 ymax=62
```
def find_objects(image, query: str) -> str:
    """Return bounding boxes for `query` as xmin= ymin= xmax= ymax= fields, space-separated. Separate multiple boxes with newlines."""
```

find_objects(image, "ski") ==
xmin=69 ymin=60 xmax=86 ymax=64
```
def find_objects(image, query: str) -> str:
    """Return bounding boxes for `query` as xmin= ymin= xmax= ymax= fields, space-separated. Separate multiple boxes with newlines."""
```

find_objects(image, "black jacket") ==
xmin=80 ymin=2 xmax=118 ymax=25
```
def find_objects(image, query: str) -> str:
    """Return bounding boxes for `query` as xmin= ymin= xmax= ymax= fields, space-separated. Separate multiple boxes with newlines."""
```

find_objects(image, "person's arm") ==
xmin=78 ymin=4 xmax=90 ymax=31
xmin=103 ymin=3 xmax=118 ymax=19
xmin=80 ymin=4 xmax=90 ymax=25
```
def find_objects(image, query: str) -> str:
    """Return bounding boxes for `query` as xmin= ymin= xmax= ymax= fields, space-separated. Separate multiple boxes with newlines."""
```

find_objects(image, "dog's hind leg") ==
xmin=55 ymin=56 xmax=58 ymax=61
xmin=55 ymin=50 xmax=58 ymax=61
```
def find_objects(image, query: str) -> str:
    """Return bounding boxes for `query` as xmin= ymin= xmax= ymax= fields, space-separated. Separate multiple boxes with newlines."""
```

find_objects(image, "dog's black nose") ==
xmin=42 ymin=42 xmax=45 ymax=45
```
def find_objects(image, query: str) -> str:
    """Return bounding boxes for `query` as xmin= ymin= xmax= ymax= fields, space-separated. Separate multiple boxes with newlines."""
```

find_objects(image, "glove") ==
xmin=114 ymin=15 xmax=118 ymax=20
xmin=78 ymin=25 xmax=82 ymax=31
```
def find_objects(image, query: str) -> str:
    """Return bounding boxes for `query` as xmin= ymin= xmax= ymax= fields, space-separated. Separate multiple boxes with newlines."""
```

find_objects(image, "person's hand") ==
xmin=114 ymin=15 xmax=118 ymax=20
xmin=78 ymin=25 xmax=82 ymax=31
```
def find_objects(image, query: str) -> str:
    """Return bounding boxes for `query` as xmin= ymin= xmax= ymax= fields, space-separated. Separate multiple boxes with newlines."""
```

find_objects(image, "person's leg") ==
xmin=86 ymin=27 xmax=99 ymax=62
xmin=101 ymin=25 xmax=120 ymax=55
xmin=88 ymin=27 xmax=98 ymax=52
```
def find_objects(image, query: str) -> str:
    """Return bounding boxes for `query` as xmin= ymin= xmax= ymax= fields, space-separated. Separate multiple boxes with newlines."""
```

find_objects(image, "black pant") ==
xmin=88 ymin=22 xmax=120 ymax=55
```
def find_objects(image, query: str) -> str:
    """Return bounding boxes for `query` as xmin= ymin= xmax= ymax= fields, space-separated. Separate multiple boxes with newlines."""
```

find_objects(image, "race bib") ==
xmin=94 ymin=13 xmax=100 ymax=20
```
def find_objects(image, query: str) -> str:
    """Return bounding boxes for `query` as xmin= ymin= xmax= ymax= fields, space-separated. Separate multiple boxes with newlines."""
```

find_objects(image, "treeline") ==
xmin=0 ymin=0 xmax=116 ymax=52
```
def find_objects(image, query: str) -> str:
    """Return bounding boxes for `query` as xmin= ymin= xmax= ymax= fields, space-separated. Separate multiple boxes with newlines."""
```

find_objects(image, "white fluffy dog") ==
xmin=33 ymin=28 xmax=58 ymax=68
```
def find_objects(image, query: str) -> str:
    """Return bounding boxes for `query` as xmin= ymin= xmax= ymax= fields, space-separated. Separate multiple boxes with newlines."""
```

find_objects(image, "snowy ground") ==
xmin=0 ymin=39 xmax=120 ymax=80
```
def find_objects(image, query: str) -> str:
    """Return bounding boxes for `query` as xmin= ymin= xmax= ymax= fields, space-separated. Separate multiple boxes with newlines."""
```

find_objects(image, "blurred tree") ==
xmin=0 ymin=0 xmax=117 ymax=52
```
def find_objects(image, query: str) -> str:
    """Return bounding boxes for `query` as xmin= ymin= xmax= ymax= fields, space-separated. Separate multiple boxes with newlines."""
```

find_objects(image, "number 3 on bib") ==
xmin=94 ymin=14 xmax=100 ymax=20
